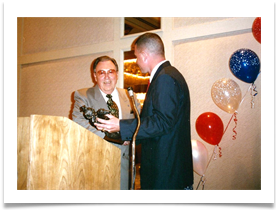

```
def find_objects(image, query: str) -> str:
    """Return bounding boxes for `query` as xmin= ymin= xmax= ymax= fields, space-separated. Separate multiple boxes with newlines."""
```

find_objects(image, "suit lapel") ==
xmin=117 ymin=88 xmax=131 ymax=119
xmin=88 ymin=85 xmax=108 ymax=110
xmin=152 ymin=61 xmax=170 ymax=83
xmin=146 ymin=61 xmax=171 ymax=94
xmin=141 ymin=61 xmax=171 ymax=115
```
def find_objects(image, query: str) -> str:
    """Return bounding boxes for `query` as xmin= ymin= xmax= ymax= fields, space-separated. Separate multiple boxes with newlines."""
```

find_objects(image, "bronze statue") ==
xmin=80 ymin=105 xmax=121 ymax=139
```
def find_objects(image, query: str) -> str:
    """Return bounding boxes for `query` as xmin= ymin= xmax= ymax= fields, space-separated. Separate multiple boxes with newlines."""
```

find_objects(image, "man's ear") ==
xmin=93 ymin=72 xmax=97 ymax=82
xmin=141 ymin=51 xmax=148 ymax=62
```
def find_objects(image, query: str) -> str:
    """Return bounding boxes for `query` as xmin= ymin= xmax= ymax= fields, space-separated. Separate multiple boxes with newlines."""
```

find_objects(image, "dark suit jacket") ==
xmin=120 ymin=61 xmax=193 ymax=189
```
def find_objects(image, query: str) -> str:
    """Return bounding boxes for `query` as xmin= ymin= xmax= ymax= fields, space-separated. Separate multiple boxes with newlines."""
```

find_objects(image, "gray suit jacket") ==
xmin=72 ymin=85 xmax=141 ymax=190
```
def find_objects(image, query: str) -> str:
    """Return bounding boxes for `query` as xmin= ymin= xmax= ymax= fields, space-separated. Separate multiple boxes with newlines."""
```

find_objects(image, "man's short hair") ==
xmin=135 ymin=33 xmax=165 ymax=56
xmin=92 ymin=56 xmax=118 ymax=72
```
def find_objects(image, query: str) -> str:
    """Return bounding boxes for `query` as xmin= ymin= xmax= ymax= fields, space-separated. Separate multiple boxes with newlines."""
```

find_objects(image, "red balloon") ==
xmin=195 ymin=112 xmax=224 ymax=145
xmin=252 ymin=17 xmax=261 ymax=44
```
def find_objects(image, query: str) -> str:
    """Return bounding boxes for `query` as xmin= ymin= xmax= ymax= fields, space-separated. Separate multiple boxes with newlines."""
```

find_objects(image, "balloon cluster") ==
xmin=192 ymin=18 xmax=261 ymax=189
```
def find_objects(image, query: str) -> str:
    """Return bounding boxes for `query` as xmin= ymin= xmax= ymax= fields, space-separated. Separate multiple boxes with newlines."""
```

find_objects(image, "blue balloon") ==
xmin=229 ymin=49 xmax=260 ymax=83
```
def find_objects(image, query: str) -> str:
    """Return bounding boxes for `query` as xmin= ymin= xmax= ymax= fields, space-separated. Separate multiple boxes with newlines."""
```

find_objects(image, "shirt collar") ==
xmin=149 ymin=60 xmax=167 ymax=83
xmin=99 ymin=87 xmax=118 ymax=102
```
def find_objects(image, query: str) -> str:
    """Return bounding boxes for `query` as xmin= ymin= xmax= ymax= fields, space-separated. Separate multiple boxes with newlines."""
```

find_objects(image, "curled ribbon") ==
xmin=212 ymin=144 xmax=222 ymax=159
xmin=232 ymin=112 xmax=238 ymax=140
xmin=213 ymin=145 xmax=218 ymax=160
xmin=251 ymin=83 xmax=258 ymax=108
xmin=223 ymin=111 xmax=238 ymax=141
xmin=218 ymin=145 xmax=222 ymax=158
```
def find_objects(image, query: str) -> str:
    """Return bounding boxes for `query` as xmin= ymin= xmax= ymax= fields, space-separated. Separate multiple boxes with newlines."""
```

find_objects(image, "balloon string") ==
xmin=215 ymin=144 xmax=222 ymax=158
xmin=198 ymin=145 xmax=218 ymax=190
xmin=218 ymin=146 xmax=222 ymax=157
xmin=222 ymin=111 xmax=238 ymax=141
xmin=252 ymin=83 xmax=258 ymax=97
xmin=197 ymin=145 xmax=220 ymax=190
xmin=196 ymin=175 xmax=206 ymax=190
xmin=223 ymin=113 xmax=234 ymax=136
xmin=239 ymin=83 xmax=257 ymax=109
xmin=239 ymin=85 xmax=252 ymax=107
xmin=229 ymin=84 xmax=256 ymax=141
xmin=232 ymin=112 xmax=238 ymax=140
xmin=251 ymin=83 xmax=258 ymax=109
xmin=205 ymin=145 xmax=218 ymax=172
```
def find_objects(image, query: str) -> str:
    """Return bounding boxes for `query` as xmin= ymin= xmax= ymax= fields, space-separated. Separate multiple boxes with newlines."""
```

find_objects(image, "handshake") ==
xmin=80 ymin=105 xmax=121 ymax=139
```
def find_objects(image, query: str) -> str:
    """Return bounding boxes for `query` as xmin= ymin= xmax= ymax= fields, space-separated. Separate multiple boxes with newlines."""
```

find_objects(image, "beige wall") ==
xmin=17 ymin=17 xmax=261 ymax=190
xmin=174 ymin=32 xmax=261 ymax=190
xmin=19 ymin=52 xmax=113 ymax=118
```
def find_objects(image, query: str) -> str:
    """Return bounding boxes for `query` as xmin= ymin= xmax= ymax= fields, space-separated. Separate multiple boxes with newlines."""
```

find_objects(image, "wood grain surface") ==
xmin=17 ymin=117 xmax=31 ymax=190
xmin=18 ymin=115 xmax=121 ymax=190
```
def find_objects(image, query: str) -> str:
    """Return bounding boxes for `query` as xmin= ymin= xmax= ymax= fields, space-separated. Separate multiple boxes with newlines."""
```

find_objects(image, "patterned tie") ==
xmin=106 ymin=94 xmax=119 ymax=118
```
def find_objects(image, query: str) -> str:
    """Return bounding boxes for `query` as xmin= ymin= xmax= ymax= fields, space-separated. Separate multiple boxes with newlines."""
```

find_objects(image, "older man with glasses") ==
xmin=72 ymin=55 xmax=141 ymax=190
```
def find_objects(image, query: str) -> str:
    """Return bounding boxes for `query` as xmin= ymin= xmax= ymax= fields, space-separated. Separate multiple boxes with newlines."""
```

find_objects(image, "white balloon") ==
xmin=191 ymin=139 xmax=208 ymax=176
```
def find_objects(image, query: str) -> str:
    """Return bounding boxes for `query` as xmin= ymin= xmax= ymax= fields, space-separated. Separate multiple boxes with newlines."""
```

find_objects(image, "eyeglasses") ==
xmin=95 ymin=69 xmax=117 ymax=77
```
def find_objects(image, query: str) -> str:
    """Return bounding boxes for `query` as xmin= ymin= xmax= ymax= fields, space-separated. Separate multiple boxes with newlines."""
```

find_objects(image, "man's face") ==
xmin=134 ymin=45 xmax=149 ymax=74
xmin=94 ymin=60 xmax=118 ymax=94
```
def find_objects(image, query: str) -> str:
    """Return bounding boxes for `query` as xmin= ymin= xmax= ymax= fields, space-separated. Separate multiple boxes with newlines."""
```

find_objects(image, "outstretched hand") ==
xmin=94 ymin=114 xmax=120 ymax=133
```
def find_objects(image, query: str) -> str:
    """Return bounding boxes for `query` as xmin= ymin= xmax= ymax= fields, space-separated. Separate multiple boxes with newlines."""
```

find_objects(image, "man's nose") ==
xmin=104 ymin=72 xmax=110 ymax=78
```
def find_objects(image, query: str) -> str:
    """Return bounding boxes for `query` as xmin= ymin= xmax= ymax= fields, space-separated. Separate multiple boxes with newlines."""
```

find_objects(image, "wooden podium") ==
xmin=17 ymin=115 xmax=121 ymax=190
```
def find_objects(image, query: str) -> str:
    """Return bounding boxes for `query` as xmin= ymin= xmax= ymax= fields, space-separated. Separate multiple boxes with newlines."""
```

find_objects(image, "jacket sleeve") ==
xmin=72 ymin=90 xmax=104 ymax=137
xmin=120 ymin=74 xmax=181 ymax=141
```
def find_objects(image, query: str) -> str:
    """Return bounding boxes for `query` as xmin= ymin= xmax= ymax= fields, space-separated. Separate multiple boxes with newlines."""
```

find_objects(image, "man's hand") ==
xmin=94 ymin=114 xmax=120 ymax=133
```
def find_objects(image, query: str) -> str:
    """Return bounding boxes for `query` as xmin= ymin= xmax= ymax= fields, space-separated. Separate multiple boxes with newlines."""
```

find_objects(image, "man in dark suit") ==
xmin=95 ymin=33 xmax=193 ymax=190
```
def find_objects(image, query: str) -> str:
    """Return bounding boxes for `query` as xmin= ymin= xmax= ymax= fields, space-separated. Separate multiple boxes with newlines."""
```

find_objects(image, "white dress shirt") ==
xmin=149 ymin=60 xmax=168 ymax=83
